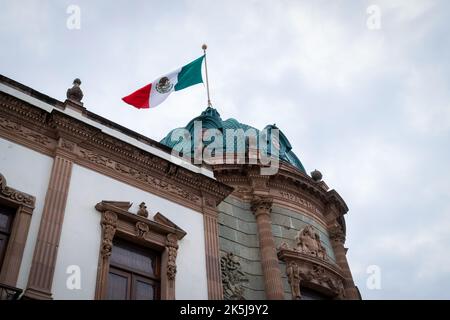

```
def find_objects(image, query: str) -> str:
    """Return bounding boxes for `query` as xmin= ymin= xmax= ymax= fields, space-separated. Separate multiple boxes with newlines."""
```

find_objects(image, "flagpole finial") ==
xmin=202 ymin=44 xmax=207 ymax=51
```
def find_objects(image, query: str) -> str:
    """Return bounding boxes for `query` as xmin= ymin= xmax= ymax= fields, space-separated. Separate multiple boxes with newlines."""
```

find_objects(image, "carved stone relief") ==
xmin=220 ymin=252 xmax=248 ymax=300
xmin=295 ymin=225 xmax=328 ymax=260
xmin=100 ymin=211 xmax=118 ymax=257
xmin=286 ymin=261 xmax=302 ymax=300
xmin=135 ymin=221 xmax=149 ymax=238
xmin=166 ymin=233 xmax=178 ymax=280
xmin=0 ymin=173 xmax=35 ymax=207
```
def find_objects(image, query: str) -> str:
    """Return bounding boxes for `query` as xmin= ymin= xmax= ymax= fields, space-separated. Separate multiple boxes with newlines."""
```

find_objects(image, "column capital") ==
xmin=250 ymin=196 xmax=273 ymax=217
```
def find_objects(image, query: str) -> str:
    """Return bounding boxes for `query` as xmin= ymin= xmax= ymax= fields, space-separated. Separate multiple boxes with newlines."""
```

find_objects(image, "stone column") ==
xmin=24 ymin=151 xmax=73 ymax=299
xmin=202 ymin=198 xmax=223 ymax=300
xmin=329 ymin=225 xmax=360 ymax=299
xmin=251 ymin=197 xmax=284 ymax=300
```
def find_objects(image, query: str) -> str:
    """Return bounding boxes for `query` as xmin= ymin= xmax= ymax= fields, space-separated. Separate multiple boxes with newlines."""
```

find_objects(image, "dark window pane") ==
xmin=134 ymin=279 xmax=155 ymax=300
xmin=0 ymin=233 xmax=9 ymax=267
xmin=106 ymin=238 xmax=161 ymax=300
xmin=300 ymin=286 xmax=329 ymax=300
xmin=106 ymin=269 xmax=130 ymax=300
xmin=110 ymin=239 xmax=158 ymax=277
xmin=0 ymin=206 xmax=14 ymax=233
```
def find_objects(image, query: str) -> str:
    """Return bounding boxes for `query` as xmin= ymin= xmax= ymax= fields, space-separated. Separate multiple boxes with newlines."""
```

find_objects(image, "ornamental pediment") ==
xmin=277 ymin=225 xmax=345 ymax=299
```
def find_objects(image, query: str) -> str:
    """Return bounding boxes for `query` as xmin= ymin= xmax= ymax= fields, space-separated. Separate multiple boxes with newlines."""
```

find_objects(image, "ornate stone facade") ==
xmin=0 ymin=75 xmax=360 ymax=300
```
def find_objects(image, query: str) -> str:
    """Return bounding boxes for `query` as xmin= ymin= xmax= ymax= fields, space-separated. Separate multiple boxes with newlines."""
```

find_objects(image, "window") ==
xmin=0 ymin=173 xmax=35 ymax=290
xmin=95 ymin=201 xmax=186 ymax=300
xmin=300 ymin=286 xmax=330 ymax=300
xmin=0 ymin=205 xmax=15 ymax=269
xmin=106 ymin=238 xmax=161 ymax=300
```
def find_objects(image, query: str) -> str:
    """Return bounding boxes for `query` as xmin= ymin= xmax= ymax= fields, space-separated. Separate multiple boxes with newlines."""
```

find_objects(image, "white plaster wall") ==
xmin=52 ymin=163 xmax=208 ymax=300
xmin=0 ymin=137 xmax=53 ymax=289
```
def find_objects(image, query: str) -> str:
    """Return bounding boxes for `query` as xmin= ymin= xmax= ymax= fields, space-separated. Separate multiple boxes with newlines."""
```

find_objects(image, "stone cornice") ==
xmin=278 ymin=249 xmax=344 ymax=278
xmin=212 ymin=162 xmax=349 ymax=218
xmin=95 ymin=201 xmax=187 ymax=240
xmin=0 ymin=91 xmax=233 ymax=213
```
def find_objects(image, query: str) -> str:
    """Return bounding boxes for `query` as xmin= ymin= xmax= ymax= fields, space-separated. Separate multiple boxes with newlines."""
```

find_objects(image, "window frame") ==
xmin=94 ymin=201 xmax=186 ymax=300
xmin=0 ymin=173 xmax=36 ymax=287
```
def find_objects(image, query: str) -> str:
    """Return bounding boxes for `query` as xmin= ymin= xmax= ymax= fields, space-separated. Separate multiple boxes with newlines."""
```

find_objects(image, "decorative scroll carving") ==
xmin=286 ymin=261 xmax=302 ymax=300
xmin=204 ymin=197 xmax=216 ymax=208
xmin=329 ymin=223 xmax=346 ymax=244
xmin=295 ymin=225 xmax=328 ymax=260
xmin=304 ymin=266 xmax=345 ymax=299
xmin=78 ymin=148 xmax=202 ymax=204
xmin=0 ymin=115 xmax=53 ymax=148
xmin=100 ymin=211 xmax=118 ymax=257
xmin=220 ymin=252 xmax=248 ymax=300
xmin=0 ymin=173 xmax=35 ymax=208
xmin=278 ymin=247 xmax=346 ymax=299
xmin=135 ymin=221 xmax=149 ymax=238
xmin=58 ymin=138 xmax=75 ymax=152
xmin=165 ymin=234 xmax=178 ymax=280
xmin=137 ymin=202 xmax=149 ymax=218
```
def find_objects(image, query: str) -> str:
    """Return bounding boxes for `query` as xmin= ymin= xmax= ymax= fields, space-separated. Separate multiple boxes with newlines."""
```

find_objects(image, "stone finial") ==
xmin=66 ymin=78 xmax=83 ymax=103
xmin=311 ymin=169 xmax=322 ymax=182
xmin=137 ymin=202 xmax=148 ymax=218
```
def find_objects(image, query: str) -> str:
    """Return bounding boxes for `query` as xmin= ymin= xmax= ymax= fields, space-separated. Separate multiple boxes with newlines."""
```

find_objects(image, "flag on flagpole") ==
xmin=122 ymin=55 xmax=205 ymax=109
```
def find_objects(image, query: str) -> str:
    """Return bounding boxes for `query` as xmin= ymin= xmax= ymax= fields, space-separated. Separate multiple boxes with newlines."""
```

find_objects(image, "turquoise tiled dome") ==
xmin=160 ymin=106 xmax=306 ymax=173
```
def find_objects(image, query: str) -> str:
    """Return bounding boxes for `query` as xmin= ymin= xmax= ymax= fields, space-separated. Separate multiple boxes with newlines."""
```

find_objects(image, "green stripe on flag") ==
xmin=174 ymin=55 xmax=205 ymax=91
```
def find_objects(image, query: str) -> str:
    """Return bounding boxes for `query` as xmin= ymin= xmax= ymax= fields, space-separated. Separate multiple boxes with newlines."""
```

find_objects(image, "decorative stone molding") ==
xmin=94 ymin=201 xmax=186 ymax=300
xmin=0 ymin=173 xmax=35 ymax=208
xmin=0 ymin=173 xmax=35 ymax=287
xmin=250 ymin=196 xmax=273 ymax=217
xmin=213 ymin=162 xmax=348 ymax=220
xmin=278 ymin=247 xmax=346 ymax=299
xmin=165 ymin=234 xmax=178 ymax=281
xmin=135 ymin=221 xmax=149 ymax=239
xmin=0 ymin=92 xmax=233 ymax=215
xmin=220 ymin=252 xmax=248 ymax=300
xmin=100 ymin=211 xmax=118 ymax=257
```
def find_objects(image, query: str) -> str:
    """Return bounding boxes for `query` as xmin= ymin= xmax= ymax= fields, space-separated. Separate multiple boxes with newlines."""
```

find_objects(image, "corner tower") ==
xmin=161 ymin=106 xmax=360 ymax=300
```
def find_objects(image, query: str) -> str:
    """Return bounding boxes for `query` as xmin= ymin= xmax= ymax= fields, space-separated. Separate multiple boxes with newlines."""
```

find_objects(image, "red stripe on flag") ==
xmin=122 ymin=83 xmax=152 ymax=109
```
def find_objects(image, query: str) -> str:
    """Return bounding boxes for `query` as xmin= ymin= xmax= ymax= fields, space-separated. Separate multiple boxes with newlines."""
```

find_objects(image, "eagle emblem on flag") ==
xmin=155 ymin=76 xmax=173 ymax=94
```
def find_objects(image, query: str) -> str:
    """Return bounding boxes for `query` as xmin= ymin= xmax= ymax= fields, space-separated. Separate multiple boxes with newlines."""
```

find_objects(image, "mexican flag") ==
xmin=122 ymin=55 xmax=205 ymax=109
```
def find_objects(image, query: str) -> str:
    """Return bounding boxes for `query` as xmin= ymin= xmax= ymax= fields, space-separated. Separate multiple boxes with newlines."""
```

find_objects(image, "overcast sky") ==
xmin=1 ymin=0 xmax=449 ymax=299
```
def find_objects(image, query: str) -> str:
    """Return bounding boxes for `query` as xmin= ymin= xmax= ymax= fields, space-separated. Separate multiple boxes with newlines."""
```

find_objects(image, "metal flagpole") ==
xmin=202 ymin=44 xmax=212 ymax=106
